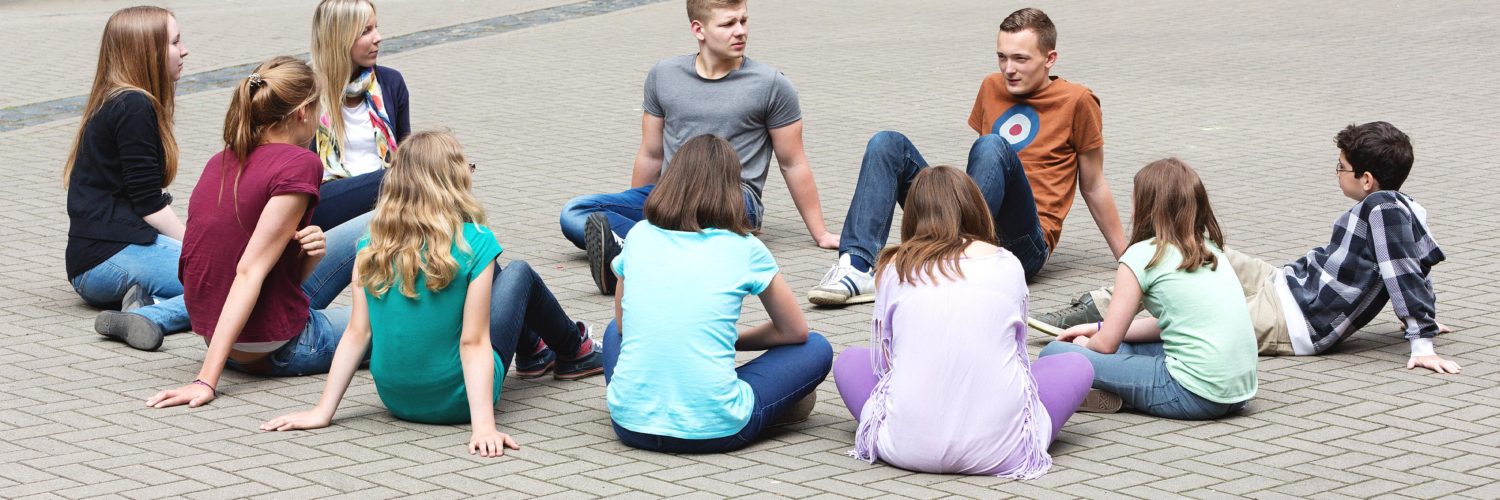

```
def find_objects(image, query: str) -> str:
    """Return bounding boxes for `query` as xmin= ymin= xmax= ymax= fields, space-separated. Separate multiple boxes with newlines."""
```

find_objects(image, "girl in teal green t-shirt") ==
xmin=1039 ymin=158 xmax=1258 ymax=420
xmin=262 ymin=131 xmax=602 ymax=457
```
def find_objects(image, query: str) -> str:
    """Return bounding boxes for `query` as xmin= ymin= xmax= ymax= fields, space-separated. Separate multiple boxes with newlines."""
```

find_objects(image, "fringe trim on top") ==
xmin=850 ymin=317 xmax=893 ymax=463
xmin=989 ymin=296 xmax=1052 ymax=479
xmin=849 ymin=293 xmax=1054 ymax=480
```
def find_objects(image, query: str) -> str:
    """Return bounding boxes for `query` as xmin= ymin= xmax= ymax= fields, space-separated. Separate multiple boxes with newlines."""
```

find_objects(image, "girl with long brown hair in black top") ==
xmin=64 ymin=6 xmax=190 ymax=352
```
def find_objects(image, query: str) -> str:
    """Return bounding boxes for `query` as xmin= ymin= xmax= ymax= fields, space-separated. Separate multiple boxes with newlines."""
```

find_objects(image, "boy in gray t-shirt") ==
xmin=644 ymin=54 xmax=799 ymax=210
xmin=558 ymin=0 xmax=838 ymax=297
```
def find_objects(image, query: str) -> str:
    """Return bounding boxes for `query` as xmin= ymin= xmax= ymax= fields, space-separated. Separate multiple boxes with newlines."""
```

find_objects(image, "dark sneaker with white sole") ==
xmin=554 ymin=322 xmax=603 ymax=380
xmin=555 ymin=339 xmax=604 ymax=381
xmin=1028 ymin=292 xmax=1103 ymax=336
xmin=584 ymin=212 xmax=622 ymax=295
xmin=514 ymin=346 xmax=556 ymax=379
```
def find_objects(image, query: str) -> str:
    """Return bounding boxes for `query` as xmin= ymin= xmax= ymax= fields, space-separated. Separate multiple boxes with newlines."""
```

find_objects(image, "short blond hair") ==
xmin=686 ymin=0 xmax=744 ymax=23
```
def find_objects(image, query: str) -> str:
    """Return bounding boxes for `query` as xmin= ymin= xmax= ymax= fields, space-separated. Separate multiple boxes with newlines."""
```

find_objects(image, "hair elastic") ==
xmin=247 ymin=73 xmax=265 ymax=88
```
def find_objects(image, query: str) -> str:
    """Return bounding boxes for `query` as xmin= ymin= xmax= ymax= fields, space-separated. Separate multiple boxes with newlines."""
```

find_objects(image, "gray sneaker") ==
xmin=121 ymin=284 xmax=153 ymax=312
xmin=1077 ymin=389 xmax=1123 ymax=413
xmin=95 ymin=311 xmax=164 ymax=351
xmin=773 ymin=392 xmax=817 ymax=427
xmin=1028 ymin=292 xmax=1103 ymax=336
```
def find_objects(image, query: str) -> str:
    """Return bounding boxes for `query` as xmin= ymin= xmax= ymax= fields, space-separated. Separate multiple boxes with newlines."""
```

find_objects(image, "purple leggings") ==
xmin=833 ymin=348 xmax=1093 ymax=441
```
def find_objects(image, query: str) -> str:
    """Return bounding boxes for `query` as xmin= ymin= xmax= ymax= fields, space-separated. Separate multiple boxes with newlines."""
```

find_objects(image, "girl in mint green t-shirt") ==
xmin=262 ymin=131 xmax=602 ymax=458
xmin=1039 ymin=158 xmax=1258 ymax=420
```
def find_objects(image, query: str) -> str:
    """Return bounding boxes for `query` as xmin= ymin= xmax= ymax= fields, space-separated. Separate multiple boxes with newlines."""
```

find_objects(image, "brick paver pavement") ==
xmin=3 ymin=0 xmax=1498 ymax=497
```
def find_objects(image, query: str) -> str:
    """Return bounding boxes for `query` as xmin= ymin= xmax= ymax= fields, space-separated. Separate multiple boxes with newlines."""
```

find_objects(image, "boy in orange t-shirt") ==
xmin=809 ymin=7 xmax=1127 ymax=306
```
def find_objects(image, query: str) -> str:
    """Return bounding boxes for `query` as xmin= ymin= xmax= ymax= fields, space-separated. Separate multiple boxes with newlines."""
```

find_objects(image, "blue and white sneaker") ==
xmin=808 ymin=254 xmax=875 ymax=306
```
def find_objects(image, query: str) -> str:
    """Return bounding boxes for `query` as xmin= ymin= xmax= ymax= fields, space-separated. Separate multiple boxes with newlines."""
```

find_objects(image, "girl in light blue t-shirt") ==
xmin=1039 ymin=158 xmax=1258 ymax=420
xmin=602 ymin=135 xmax=833 ymax=453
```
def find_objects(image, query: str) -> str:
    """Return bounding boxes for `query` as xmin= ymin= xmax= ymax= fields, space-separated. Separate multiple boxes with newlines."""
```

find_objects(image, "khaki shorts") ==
xmin=1085 ymin=247 xmax=1294 ymax=356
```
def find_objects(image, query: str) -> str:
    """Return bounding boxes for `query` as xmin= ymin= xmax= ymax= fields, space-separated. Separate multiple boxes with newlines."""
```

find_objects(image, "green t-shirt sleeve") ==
xmin=743 ymin=237 xmax=779 ymax=295
xmin=463 ymin=224 xmax=503 ymax=283
xmin=1118 ymin=240 xmax=1158 ymax=290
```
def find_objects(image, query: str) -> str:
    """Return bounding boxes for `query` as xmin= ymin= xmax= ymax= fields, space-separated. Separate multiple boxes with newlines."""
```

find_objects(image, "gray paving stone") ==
xmin=3 ymin=0 xmax=1499 ymax=497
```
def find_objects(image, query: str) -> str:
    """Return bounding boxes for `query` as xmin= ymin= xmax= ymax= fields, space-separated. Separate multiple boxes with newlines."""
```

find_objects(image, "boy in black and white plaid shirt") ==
xmin=1031 ymin=121 xmax=1459 ymax=374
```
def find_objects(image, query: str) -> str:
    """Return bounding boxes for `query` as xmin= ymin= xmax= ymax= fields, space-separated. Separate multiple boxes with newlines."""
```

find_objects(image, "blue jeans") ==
xmin=840 ymin=131 xmax=1048 ymax=280
xmin=602 ymin=321 xmax=832 ymax=453
xmin=69 ymin=234 xmax=191 ymax=333
xmin=226 ymin=212 xmax=371 ymax=376
xmin=489 ymin=260 xmax=584 ymax=370
xmin=559 ymin=184 xmax=764 ymax=250
xmin=1039 ymin=340 xmax=1248 ymax=420
xmin=312 ymin=169 xmax=386 ymax=230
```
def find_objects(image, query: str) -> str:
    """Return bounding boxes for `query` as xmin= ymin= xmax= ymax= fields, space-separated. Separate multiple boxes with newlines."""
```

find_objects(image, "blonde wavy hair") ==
xmin=357 ymin=130 xmax=486 ymax=298
xmin=65 ymin=6 xmax=180 ymax=187
xmin=310 ymin=0 xmax=375 ymax=153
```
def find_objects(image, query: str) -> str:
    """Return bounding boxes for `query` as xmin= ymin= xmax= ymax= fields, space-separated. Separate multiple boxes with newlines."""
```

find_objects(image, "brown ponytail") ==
xmin=218 ymin=56 xmax=321 ymax=215
xmin=222 ymin=56 xmax=320 ymax=163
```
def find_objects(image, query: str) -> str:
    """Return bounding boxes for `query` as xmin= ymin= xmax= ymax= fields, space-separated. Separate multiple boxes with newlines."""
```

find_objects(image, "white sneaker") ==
xmin=808 ymin=254 xmax=876 ymax=306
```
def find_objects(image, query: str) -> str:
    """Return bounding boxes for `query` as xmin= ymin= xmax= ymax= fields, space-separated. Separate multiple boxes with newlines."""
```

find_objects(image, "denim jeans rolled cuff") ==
xmin=1038 ymin=340 xmax=1246 ymax=420
xmin=225 ymin=306 xmax=356 ymax=377
xmin=69 ymin=234 xmax=192 ymax=333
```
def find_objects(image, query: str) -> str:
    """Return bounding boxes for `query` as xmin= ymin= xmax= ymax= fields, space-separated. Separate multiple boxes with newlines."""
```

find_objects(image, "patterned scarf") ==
xmin=314 ymin=67 xmax=397 ymax=180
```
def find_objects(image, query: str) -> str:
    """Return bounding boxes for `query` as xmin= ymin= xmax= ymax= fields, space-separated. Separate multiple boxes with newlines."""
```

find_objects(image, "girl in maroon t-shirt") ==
xmin=148 ymin=57 xmax=370 ymax=408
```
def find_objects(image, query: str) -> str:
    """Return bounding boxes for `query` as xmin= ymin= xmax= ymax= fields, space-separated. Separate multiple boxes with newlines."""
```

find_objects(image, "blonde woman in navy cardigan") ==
xmin=307 ymin=0 xmax=411 ymax=230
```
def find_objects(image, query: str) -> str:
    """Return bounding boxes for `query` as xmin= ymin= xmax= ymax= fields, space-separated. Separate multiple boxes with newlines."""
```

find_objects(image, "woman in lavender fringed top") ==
xmin=832 ymin=166 xmax=1094 ymax=478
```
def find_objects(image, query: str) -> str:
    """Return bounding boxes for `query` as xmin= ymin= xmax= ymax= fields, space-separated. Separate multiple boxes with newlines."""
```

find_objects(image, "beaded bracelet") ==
xmin=191 ymin=379 xmax=216 ymax=396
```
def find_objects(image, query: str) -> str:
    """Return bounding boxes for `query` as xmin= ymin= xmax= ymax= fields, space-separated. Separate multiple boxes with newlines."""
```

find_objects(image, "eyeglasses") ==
xmin=468 ymin=163 xmax=477 ymax=173
xmin=1334 ymin=160 xmax=1354 ymax=174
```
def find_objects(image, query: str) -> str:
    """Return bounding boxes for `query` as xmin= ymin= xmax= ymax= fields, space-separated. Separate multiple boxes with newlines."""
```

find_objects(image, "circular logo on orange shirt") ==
xmin=991 ymin=104 xmax=1040 ymax=151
